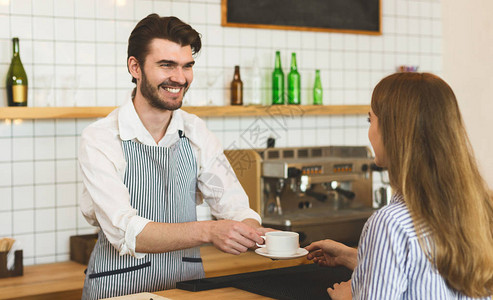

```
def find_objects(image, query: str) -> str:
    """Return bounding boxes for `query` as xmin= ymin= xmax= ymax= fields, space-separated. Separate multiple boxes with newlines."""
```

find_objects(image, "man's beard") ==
xmin=139 ymin=70 xmax=189 ymax=111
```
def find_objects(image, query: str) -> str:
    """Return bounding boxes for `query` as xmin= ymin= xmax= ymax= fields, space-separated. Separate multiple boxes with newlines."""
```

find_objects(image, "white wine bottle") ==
xmin=6 ymin=37 xmax=28 ymax=106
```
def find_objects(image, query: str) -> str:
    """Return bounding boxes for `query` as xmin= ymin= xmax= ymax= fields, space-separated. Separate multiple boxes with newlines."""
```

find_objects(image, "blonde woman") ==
xmin=306 ymin=73 xmax=493 ymax=299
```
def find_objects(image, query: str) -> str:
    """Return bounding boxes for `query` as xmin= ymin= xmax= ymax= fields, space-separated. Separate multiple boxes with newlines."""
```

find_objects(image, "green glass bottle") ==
xmin=287 ymin=52 xmax=300 ymax=105
xmin=313 ymin=69 xmax=323 ymax=105
xmin=272 ymin=51 xmax=284 ymax=105
xmin=6 ymin=37 xmax=28 ymax=107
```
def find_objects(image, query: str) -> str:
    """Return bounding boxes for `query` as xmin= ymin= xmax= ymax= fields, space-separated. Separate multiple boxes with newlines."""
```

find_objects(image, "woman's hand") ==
xmin=305 ymin=239 xmax=358 ymax=270
xmin=327 ymin=280 xmax=352 ymax=300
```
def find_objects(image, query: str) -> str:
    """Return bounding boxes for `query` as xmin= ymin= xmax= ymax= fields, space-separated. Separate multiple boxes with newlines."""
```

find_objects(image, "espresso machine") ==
xmin=257 ymin=146 xmax=375 ymax=247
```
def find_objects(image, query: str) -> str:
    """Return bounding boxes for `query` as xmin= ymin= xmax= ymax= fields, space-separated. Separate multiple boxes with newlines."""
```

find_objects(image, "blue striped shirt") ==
xmin=351 ymin=194 xmax=491 ymax=299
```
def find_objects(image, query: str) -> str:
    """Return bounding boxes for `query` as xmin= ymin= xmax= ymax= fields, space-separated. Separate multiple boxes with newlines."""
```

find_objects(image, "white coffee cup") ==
xmin=257 ymin=231 xmax=299 ymax=256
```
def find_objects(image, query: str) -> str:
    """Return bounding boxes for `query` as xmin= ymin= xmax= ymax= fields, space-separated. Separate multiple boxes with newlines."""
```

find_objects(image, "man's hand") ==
xmin=208 ymin=220 xmax=264 ymax=255
xmin=305 ymin=239 xmax=358 ymax=270
xmin=327 ymin=280 xmax=352 ymax=300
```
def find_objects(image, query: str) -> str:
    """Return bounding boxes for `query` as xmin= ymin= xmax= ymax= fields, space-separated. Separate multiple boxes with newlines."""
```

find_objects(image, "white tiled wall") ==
xmin=0 ymin=0 xmax=441 ymax=265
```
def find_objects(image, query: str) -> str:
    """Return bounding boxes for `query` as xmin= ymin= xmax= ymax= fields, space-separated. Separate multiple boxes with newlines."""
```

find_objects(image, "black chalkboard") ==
xmin=221 ymin=0 xmax=381 ymax=35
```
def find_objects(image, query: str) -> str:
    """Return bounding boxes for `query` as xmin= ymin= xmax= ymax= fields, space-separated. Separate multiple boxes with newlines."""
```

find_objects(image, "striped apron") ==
xmin=82 ymin=131 xmax=205 ymax=300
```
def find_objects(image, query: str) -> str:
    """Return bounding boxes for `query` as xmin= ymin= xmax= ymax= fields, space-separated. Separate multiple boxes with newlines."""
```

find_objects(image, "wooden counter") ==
xmin=0 ymin=246 xmax=310 ymax=300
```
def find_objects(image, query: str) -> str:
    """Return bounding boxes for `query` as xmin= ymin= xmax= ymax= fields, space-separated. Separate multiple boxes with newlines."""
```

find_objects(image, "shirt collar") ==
xmin=118 ymin=98 xmax=185 ymax=146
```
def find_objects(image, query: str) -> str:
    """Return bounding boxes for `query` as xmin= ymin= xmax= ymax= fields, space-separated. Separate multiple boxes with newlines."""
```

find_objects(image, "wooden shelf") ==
xmin=0 ymin=105 xmax=370 ymax=120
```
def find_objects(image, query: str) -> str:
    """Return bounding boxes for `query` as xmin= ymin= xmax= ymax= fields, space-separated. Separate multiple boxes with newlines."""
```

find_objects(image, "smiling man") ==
xmin=78 ymin=14 xmax=266 ymax=300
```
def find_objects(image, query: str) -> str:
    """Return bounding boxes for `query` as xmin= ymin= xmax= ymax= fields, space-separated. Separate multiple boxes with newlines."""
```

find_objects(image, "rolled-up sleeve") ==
xmin=78 ymin=126 xmax=151 ymax=258
xmin=192 ymin=120 xmax=261 ymax=224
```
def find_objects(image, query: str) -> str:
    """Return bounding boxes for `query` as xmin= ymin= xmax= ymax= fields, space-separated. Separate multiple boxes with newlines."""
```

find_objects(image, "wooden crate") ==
xmin=70 ymin=234 xmax=98 ymax=265
xmin=0 ymin=250 xmax=23 ymax=278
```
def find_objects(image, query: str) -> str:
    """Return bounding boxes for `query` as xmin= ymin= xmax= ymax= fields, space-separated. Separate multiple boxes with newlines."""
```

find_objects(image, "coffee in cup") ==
xmin=257 ymin=231 xmax=299 ymax=256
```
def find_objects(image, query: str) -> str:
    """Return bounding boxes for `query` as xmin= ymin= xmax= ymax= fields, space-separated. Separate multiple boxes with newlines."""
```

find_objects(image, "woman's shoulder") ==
xmin=367 ymin=195 xmax=417 ymax=238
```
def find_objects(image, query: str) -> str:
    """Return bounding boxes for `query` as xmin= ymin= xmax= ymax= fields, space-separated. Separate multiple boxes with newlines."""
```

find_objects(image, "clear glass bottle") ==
xmin=230 ymin=65 xmax=243 ymax=105
xmin=272 ymin=51 xmax=284 ymax=105
xmin=287 ymin=52 xmax=300 ymax=105
xmin=313 ymin=69 xmax=323 ymax=105
xmin=250 ymin=57 xmax=262 ymax=105
xmin=6 ymin=37 xmax=28 ymax=107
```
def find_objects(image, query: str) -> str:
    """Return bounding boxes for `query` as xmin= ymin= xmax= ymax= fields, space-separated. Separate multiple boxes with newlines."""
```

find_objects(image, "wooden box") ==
xmin=0 ymin=250 xmax=23 ymax=278
xmin=70 ymin=234 xmax=98 ymax=265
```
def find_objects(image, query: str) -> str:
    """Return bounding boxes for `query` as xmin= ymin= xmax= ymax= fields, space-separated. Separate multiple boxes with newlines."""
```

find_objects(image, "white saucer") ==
xmin=255 ymin=247 xmax=308 ymax=260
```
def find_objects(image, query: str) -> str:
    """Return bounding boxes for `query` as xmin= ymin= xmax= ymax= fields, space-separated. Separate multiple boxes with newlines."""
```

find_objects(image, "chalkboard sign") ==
xmin=221 ymin=0 xmax=381 ymax=35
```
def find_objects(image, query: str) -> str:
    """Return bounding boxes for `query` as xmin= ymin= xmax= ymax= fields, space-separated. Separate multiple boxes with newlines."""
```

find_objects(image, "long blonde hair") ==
xmin=371 ymin=72 xmax=493 ymax=297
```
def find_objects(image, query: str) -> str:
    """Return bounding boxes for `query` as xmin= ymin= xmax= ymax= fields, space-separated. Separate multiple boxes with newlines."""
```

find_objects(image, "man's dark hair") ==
xmin=127 ymin=14 xmax=202 ymax=84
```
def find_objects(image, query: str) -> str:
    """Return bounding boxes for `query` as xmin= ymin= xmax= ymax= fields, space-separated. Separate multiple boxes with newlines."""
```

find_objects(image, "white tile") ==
xmin=302 ymin=116 xmax=317 ymax=128
xmin=56 ymin=183 xmax=77 ymax=206
xmin=10 ymin=16 xmax=33 ymax=39
xmin=270 ymin=31 xmax=286 ymax=50
xmin=12 ymin=119 xmax=33 ymax=137
xmin=96 ymin=20 xmax=115 ymax=43
xmin=343 ymin=52 xmax=357 ymax=70
xmin=54 ymin=43 xmax=75 ymax=66
xmin=330 ymin=128 xmax=345 ymax=145
xmin=256 ymin=29 xmax=271 ymax=48
xmin=33 ymin=17 xmax=54 ymax=40
xmin=286 ymin=31 xmax=301 ymax=49
xmin=12 ymin=161 xmax=34 ymax=185
xmin=74 ymin=89 xmax=96 ymax=106
xmin=0 ymin=211 xmax=12 ymax=236
xmin=75 ymin=19 xmax=95 ymax=42
xmin=115 ymin=20 xmax=133 ymax=44
xmin=96 ymin=66 xmax=116 ymax=88
xmin=35 ymin=232 xmax=56 ymax=256
xmin=96 ymin=89 xmax=117 ymax=106
xmin=153 ymin=1 xmax=172 ymax=17
xmin=35 ymin=208 xmax=56 ymax=232
xmin=34 ymin=120 xmax=55 ymax=136
xmin=286 ymin=129 xmax=303 ymax=147
xmin=115 ymin=0 xmax=134 ymax=19
xmin=56 ymin=206 xmax=76 ymax=230
xmin=330 ymin=51 xmax=344 ymax=70
xmin=0 ymin=162 xmax=12 ymax=187
xmin=23 ymin=258 xmax=35 ymax=266
xmin=56 ymin=159 xmax=77 ymax=183
xmin=55 ymin=136 xmax=76 ymax=159
xmin=11 ymin=0 xmax=32 ymax=15
xmin=96 ymin=43 xmax=116 ymax=66
xmin=77 ymin=66 xmax=96 ymax=88
xmin=76 ymin=42 xmax=96 ymax=65
xmin=301 ymin=32 xmax=316 ymax=50
xmin=35 ymin=184 xmax=56 ymax=208
xmin=77 ymin=209 xmax=92 ymax=229
xmin=206 ymin=3 xmax=221 ymax=25
xmin=54 ymin=18 xmax=75 ymax=41
xmin=34 ymin=161 xmax=55 ymax=184
xmin=54 ymin=0 xmax=74 ymax=17
xmin=55 ymin=120 xmax=77 ymax=136
xmin=206 ymin=25 xmax=223 ymax=46
xmin=206 ymin=47 xmax=223 ymax=68
xmin=36 ymin=256 xmax=57 ymax=264
xmin=0 ymin=120 xmax=12 ymax=137
xmin=12 ymin=137 xmax=34 ymax=161
xmin=344 ymin=127 xmax=359 ymax=145
xmin=95 ymin=0 xmax=114 ymax=19
xmin=57 ymin=229 xmax=76 ymax=254
xmin=75 ymin=0 xmax=95 ymax=18
xmin=13 ymin=210 xmax=34 ymax=234
xmin=0 ymin=138 xmax=11 ymax=162
xmin=223 ymin=48 xmax=240 ymax=70
xmin=240 ymin=28 xmax=256 ymax=47
xmin=171 ymin=1 xmax=190 ymax=22
xmin=190 ymin=2 xmax=207 ymax=24
xmin=13 ymin=233 xmax=35 ymax=257
xmin=420 ymin=1 xmax=433 ymax=19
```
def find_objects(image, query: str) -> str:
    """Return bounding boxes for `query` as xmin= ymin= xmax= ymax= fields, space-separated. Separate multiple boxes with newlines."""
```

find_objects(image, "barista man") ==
xmin=78 ymin=14 xmax=267 ymax=299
